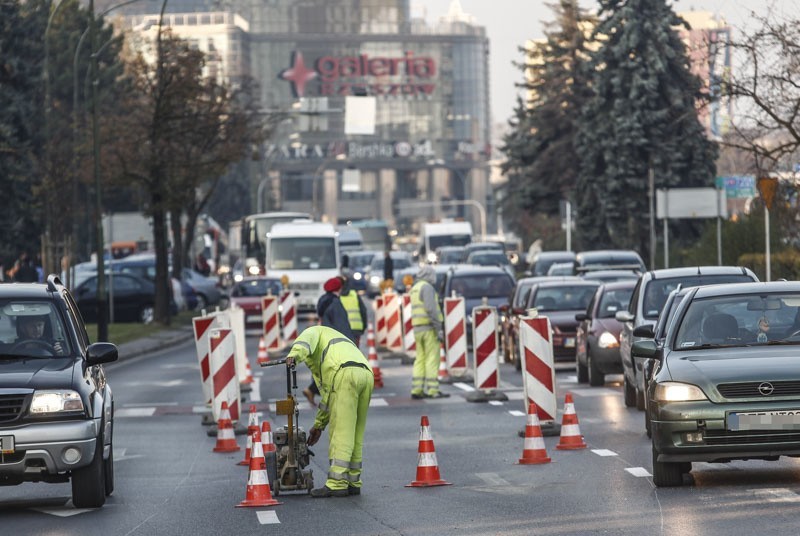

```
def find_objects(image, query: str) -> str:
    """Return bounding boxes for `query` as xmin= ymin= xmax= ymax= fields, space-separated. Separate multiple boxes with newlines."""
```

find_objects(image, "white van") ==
xmin=266 ymin=221 xmax=339 ymax=312
xmin=419 ymin=221 xmax=473 ymax=263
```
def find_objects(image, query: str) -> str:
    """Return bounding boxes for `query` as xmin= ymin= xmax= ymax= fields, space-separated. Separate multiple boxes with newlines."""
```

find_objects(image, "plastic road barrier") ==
xmin=261 ymin=295 xmax=281 ymax=351
xmin=280 ymin=291 xmax=297 ymax=343
xmin=209 ymin=327 xmax=241 ymax=423
xmin=519 ymin=315 xmax=557 ymax=425
xmin=444 ymin=296 xmax=468 ymax=377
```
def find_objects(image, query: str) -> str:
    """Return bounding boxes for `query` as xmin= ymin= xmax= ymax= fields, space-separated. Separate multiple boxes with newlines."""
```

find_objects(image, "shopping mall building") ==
xmin=122 ymin=0 xmax=492 ymax=235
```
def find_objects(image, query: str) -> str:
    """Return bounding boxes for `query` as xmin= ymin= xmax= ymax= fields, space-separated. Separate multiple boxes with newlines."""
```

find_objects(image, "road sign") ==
xmin=757 ymin=176 xmax=779 ymax=211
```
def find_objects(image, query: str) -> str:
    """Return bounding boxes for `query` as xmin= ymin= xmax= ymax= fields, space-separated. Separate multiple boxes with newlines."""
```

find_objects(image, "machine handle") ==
xmin=261 ymin=358 xmax=286 ymax=367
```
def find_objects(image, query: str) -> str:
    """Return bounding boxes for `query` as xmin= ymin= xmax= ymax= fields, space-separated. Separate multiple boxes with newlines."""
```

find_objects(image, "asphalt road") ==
xmin=4 ymin=321 xmax=800 ymax=535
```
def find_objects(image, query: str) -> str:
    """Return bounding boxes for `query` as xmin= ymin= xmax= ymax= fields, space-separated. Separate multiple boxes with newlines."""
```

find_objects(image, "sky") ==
xmin=416 ymin=0 xmax=799 ymax=127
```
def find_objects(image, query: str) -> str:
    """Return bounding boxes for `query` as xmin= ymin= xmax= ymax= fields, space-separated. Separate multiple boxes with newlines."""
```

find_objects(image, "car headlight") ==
xmin=653 ymin=382 xmax=707 ymax=402
xmin=370 ymin=275 xmax=381 ymax=286
xmin=247 ymin=265 xmax=260 ymax=275
xmin=233 ymin=274 xmax=243 ymax=282
xmin=598 ymin=331 xmax=619 ymax=349
xmin=30 ymin=390 xmax=84 ymax=414
xmin=353 ymin=272 xmax=362 ymax=281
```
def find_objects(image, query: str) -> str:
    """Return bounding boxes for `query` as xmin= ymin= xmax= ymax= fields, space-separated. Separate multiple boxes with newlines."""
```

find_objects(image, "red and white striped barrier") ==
xmin=193 ymin=315 xmax=222 ymax=404
xmin=472 ymin=306 xmax=499 ymax=391
xmin=209 ymin=327 xmax=241 ymax=423
xmin=383 ymin=292 xmax=404 ymax=352
xmin=261 ymin=295 xmax=281 ymax=351
xmin=401 ymin=294 xmax=416 ymax=357
xmin=280 ymin=291 xmax=297 ymax=343
xmin=519 ymin=315 xmax=557 ymax=425
xmin=444 ymin=296 xmax=468 ymax=377
xmin=227 ymin=307 xmax=248 ymax=385
xmin=375 ymin=296 xmax=387 ymax=348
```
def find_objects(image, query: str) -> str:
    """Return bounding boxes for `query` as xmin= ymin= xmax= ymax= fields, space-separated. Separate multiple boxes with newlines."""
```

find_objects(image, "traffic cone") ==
xmin=261 ymin=420 xmax=276 ymax=454
xmin=556 ymin=393 xmax=587 ymax=450
xmin=406 ymin=416 xmax=451 ymax=487
xmin=236 ymin=429 xmax=281 ymax=507
xmin=242 ymin=355 xmax=255 ymax=385
xmin=256 ymin=336 xmax=269 ymax=365
xmin=237 ymin=405 xmax=260 ymax=466
xmin=517 ymin=402 xmax=552 ymax=464
xmin=367 ymin=326 xmax=384 ymax=388
xmin=437 ymin=343 xmax=449 ymax=382
xmin=213 ymin=401 xmax=241 ymax=453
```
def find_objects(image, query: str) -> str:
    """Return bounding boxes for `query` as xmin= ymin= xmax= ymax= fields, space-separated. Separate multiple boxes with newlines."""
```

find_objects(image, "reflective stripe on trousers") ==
xmin=412 ymin=329 xmax=440 ymax=395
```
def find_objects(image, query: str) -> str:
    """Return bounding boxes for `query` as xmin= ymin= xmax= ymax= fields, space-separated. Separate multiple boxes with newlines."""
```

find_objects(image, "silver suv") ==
xmin=616 ymin=266 xmax=758 ymax=410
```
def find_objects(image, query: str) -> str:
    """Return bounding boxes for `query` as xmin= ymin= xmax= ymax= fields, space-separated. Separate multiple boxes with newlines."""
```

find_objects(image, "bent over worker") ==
xmin=286 ymin=325 xmax=374 ymax=498
xmin=409 ymin=265 xmax=449 ymax=399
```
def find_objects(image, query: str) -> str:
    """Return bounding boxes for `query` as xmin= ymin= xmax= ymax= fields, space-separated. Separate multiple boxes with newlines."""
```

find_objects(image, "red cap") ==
xmin=323 ymin=277 xmax=342 ymax=293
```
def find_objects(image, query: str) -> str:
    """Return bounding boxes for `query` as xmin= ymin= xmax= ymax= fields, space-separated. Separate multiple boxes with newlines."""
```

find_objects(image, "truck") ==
xmin=418 ymin=221 xmax=473 ymax=263
xmin=266 ymin=221 xmax=339 ymax=313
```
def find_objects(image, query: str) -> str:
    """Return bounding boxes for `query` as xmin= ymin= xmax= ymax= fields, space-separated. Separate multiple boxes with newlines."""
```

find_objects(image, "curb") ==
xmin=116 ymin=326 xmax=195 ymax=361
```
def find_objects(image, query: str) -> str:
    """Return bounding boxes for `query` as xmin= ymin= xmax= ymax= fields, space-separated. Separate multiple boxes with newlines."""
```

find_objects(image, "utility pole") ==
xmin=648 ymin=166 xmax=656 ymax=270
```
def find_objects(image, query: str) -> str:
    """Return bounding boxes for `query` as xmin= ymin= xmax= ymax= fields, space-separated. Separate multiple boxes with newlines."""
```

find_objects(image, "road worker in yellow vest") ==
xmin=286 ymin=325 xmax=374 ymax=498
xmin=338 ymin=273 xmax=368 ymax=346
xmin=409 ymin=264 xmax=449 ymax=399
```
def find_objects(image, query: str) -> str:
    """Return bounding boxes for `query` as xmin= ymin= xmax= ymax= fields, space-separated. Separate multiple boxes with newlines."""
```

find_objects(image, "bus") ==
xmin=232 ymin=211 xmax=311 ymax=280
xmin=349 ymin=219 xmax=390 ymax=252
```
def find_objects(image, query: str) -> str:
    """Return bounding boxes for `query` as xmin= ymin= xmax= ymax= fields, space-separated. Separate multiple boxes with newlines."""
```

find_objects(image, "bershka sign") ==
xmin=280 ymin=51 xmax=437 ymax=98
xmin=265 ymin=140 xmax=435 ymax=161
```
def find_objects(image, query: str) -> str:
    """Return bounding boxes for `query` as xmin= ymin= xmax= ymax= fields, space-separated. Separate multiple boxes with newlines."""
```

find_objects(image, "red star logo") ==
xmin=280 ymin=51 xmax=318 ymax=97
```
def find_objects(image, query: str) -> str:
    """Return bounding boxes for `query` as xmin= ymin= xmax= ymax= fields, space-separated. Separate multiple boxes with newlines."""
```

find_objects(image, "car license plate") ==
xmin=727 ymin=410 xmax=800 ymax=431
xmin=0 ymin=435 xmax=14 ymax=454
xmin=564 ymin=338 xmax=575 ymax=348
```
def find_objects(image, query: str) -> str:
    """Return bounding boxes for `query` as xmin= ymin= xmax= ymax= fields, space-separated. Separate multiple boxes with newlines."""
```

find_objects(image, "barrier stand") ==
xmin=466 ymin=304 xmax=507 ymax=403
xmin=443 ymin=294 xmax=471 ymax=383
xmin=400 ymin=293 xmax=416 ymax=365
xmin=519 ymin=311 xmax=560 ymax=437
xmin=193 ymin=315 xmax=221 ymax=425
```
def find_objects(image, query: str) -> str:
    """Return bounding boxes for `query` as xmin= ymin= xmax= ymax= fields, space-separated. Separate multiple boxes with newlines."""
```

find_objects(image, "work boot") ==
xmin=411 ymin=392 xmax=426 ymax=400
xmin=427 ymin=392 xmax=450 ymax=399
xmin=348 ymin=486 xmax=361 ymax=496
xmin=310 ymin=486 xmax=348 ymax=498
xmin=303 ymin=387 xmax=316 ymax=407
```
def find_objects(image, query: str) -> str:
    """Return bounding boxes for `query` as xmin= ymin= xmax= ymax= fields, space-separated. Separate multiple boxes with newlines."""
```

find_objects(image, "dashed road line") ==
xmin=369 ymin=398 xmax=388 ymax=407
xmin=509 ymin=410 xmax=526 ymax=417
xmin=257 ymin=510 xmax=281 ymax=524
xmin=591 ymin=449 xmax=618 ymax=457
xmin=116 ymin=407 xmax=157 ymax=418
xmin=488 ymin=400 xmax=504 ymax=406
xmin=453 ymin=382 xmax=475 ymax=392
xmin=33 ymin=500 xmax=95 ymax=517
xmin=625 ymin=467 xmax=652 ymax=477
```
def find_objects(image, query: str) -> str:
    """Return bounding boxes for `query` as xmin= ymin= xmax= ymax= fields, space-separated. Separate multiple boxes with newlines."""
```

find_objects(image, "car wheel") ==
xmin=587 ymin=350 xmax=604 ymax=387
xmin=624 ymin=375 xmax=636 ymax=407
xmin=652 ymin=444 xmax=685 ymax=487
xmin=139 ymin=305 xmax=154 ymax=324
xmin=72 ymin=437 xmax=106 ymax=508
xmin=576 ymin=359 xmax=588 ymax=383
xmin=636 ymin=387 xmax=646 ymax=411
xmin=195 ymin=294 xmax=208 ymax=311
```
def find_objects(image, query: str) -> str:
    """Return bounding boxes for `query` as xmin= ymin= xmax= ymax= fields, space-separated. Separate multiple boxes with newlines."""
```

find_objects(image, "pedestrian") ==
xmin=409 ymin=264 xmax=449 ymax=399
xmin=285 ymin=325 xmax=374 ymax=498
xmin=13 ymin=253 xmax=38 ymax=283
xmin=382 ymin=250 xmax=394 ymax=289
xmin=303 ymin=276 xmax=355 ymax=407
xmin=338 ymin=274 xmax=368 ymax=346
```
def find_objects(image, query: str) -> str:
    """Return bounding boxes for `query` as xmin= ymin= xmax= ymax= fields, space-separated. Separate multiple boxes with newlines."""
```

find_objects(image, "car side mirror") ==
xmin=615 ymin=310 xmax=634 ymax=323
xmin=575 ymin=312 xmax=588 ymax=322
xmin=498 ymin=304 xmax=509 ymax=313
xmin=633 ymin=324 xmax=655 ymax=338
xmin=631 ymin=340 xmax=658 ymax=359
xmin=86 ymin=342 xmax=118 ymax=365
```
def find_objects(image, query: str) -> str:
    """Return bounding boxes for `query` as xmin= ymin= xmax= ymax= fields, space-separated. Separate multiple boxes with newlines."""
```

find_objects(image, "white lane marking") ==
xmin=116 ymin=407 xmax=156 ymax=417
xmin=567 ymin=388 xmax=619 ymax=397
xmin=33 ymin=501 xmax=95 ymax=517
xmin=561 ymin=375 xmax=578 ymax=383
xmin=257 ymin=510 xmax=281 ymax=524
xmin=591 ymin=449 xmax=618 ymax=457
xmin=120 ymin=379 xmax=187 ymax=388
xmin=505 ymin=391 xmax=525 ymax=401
xmin=626 ymin=467 xmax=652 ymax=477
xmin=509 ymin=410 xmax=526 ymax=417
xmin=192 ymin=405 xmax=210 ymax=414
xmin=369 ymin=398 xmax=388 ymax=407
xmin=114 ymin=448 xmax=143 ymax=461
xmin=476 ymin=473 xmax=511 ymax=487
xmin=250 ymin=383 xmax=262 ymax=402
xmin=254 ymin=372 xmax=264 ymax=377
xmin=454 ymin=382 xmax=475 ymax=392
xmin=123 ymin=402 xmax=178 ymax=407
xmin=488 ymin=400 xmax=504 ymax=406
xmin=754 ymin=488 xmax=800 ymax=503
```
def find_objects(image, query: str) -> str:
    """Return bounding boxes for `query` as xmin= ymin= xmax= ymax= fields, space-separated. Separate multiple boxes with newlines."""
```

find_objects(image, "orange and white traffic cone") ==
xmin=556 ymin=393 xmax=587 ymax=450
xmin=256 ymin=336 xmax=269 ymax=366
xmin=238 ymin=405 xmax=260 ymax=466
xmin=406 ymin=416 xmax=451 ymax=488
xmin=242 ymin=354 xmax=255 ymax=385
xmin=517 ymin=402 xmax=552 ymax=464
xmin=236 ymin=429 xmax=281 ymax=507
xmin=261 ymin=420 xmax=276 ymax=454
xmin=437 ymin=343 xmax=449 ymax=382
xmin=213 ymin=401 xmax=241 ymax=453
xmin=367 ymin=326 xmax=384 ymax=388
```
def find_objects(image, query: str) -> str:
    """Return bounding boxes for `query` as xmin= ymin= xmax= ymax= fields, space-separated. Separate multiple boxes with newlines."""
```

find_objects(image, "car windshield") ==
xmin=597 ymin=288 xmax=634 ymax=318
xmin=269 ymin=237 xmax=337 ymax=270
xmin=235 ymin=279 xmax=282 ymax=297
xmin=370 ymin=257 xmax=412 ymax=270
xmin=674 ymin=292 xmax=800 ymax=350
xmin=642 ymin=274 xmax=756 ymax=320
xmin=450 ymin=274 xmax=514 ymax=299
xmin=349 ymin=253 xmax=376 ymax=270
xmin=438 ymin=249 xmax=464 ymax=264
xmin=0 ymin=300 xmax=71 ymax=357
xmin=533 ymin=285 xmax=598 ymax=311
xmin=468 ymin=252 xmax=510 ymax=266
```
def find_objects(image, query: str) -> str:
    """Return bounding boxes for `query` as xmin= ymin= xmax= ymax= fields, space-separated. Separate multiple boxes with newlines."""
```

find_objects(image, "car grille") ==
xmin=703 ymin=429 xmax=800 ymax=446
xmin=0 ymin=394 xmax=28 ymax=423
xmin=717 ymin=381 xmax=800 ymax=398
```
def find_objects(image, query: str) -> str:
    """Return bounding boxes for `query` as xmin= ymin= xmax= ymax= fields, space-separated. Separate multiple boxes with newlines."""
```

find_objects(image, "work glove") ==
xmin=307 ymin=426 xmax=322 ymax=446
xmin=437 ymin=329 xmax=445 ymax=343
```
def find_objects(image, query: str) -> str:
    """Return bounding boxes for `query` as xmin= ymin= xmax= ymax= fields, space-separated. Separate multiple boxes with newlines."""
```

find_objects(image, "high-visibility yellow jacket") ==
xmin=339 ymin=289 xmax=365 ymax=333
xmin=410 ymin=279 xmax=443 ymax=333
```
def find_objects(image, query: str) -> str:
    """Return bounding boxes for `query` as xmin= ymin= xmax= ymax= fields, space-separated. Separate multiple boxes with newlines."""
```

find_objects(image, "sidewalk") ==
xmin=115 ymin=325 xmax=195 ymax=360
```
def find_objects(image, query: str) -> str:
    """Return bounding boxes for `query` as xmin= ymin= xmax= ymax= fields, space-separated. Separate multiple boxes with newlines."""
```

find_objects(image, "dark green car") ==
xmin=635 ymin=282 xmax=800 ymax=486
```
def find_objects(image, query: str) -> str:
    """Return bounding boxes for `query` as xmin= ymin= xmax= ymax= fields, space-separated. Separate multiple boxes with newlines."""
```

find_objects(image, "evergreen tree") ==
xmin=575 ymin=0 xmax=717 ymax=260
xmin=502 ymin=0 xmax=595 ymax=235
